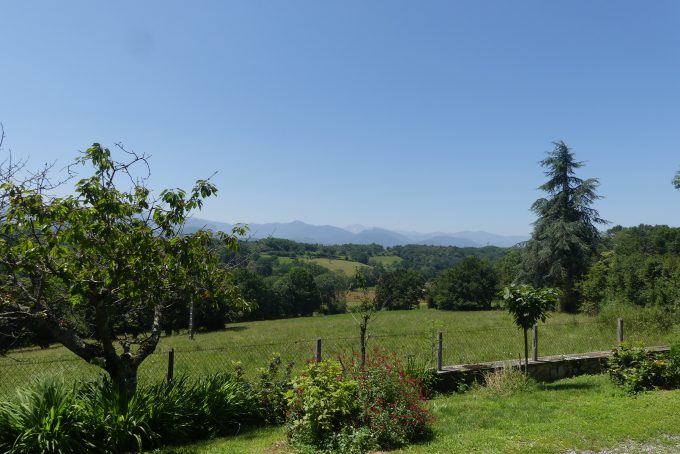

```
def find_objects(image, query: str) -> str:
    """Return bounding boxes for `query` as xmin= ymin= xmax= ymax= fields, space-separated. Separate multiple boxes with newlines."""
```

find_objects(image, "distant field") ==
xmin=369 ymin=255 xmax=403 ymax=266
xmin=304 ymin=257 xmax=369 ymax=275
xmin=0 ymin=309 xmax=675 ymax=397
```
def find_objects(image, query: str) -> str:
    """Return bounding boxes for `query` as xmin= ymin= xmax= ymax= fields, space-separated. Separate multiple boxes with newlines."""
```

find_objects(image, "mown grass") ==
xmin=155 ymin=374 xmax=680 ymax=454
xmin=1 ymin=309 xmax=677 ymax=397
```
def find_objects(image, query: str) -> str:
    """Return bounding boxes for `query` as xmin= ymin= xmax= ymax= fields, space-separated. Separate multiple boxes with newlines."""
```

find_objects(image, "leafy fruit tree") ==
xmin=0 ymin=143 xmax=248 ymax=396
xmin=427 ymin=257 xmax=499 ymax=310
xmin=521 ymin=141 xmax=607 ymax=312
xmin=501 ymin=284 xmax=558 ymax=373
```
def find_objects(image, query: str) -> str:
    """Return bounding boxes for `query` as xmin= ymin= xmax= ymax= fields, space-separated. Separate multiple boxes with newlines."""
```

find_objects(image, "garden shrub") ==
xmin=285 ymin=360 xmax=361 ymax=449
xmin=286 ymin=350 xmax=433 ymax=453
xmin=607 ymin=343 xmax=675 ymax=393
xmin=253 ymin=354 xmax=295 ymax=425
xmin=352 ymin=349 xmax=433 ymax=449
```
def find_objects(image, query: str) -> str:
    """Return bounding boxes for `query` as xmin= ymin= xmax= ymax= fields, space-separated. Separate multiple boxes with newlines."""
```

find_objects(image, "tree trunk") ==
xmin=106 ymin=353 xmax=140 ymax=400
xmin=523 ymin=328 xmax=529 ymax=376
xmin=559 ymin=277 xmax=578 ymax=313
xmin=360 ymin=319 xmax=367 ymax=370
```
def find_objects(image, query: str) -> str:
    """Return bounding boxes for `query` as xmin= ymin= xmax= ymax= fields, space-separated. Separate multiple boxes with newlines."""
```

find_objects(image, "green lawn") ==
xmin=155 ymin=374 xmax=680 ymax=454
xmin=1 ymin=309 xmax=677 ymax=397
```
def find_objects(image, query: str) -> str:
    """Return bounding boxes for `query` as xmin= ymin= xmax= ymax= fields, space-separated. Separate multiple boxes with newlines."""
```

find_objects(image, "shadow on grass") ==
xmin=541 ymin=381 xmax=599 ymax=391
xmin=221 ymin=326 xmax=248 ymax=332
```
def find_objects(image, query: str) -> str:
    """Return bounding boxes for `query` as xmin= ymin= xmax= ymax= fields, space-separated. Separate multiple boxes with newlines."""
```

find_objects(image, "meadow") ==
xmin=1 ymin=308 xmax=676 ymax=397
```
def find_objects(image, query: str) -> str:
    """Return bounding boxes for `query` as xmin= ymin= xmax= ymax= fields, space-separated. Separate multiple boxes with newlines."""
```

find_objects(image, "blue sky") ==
xmin=1 ymin=1 xmax=679 ymax=236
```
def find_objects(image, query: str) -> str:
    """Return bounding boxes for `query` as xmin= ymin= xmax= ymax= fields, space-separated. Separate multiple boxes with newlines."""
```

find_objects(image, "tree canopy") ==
xmin=521 ymin=141 xmax=606 ymax=312
xmin=0 ymin=144 xmax=248 ymax=395
xmin=427 ymin=257 xmax=499 ymax=310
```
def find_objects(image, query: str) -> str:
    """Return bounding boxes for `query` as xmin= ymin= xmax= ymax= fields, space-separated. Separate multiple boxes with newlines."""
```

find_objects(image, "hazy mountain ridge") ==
xmin=184 ymin=218 xmax=528 ymax=248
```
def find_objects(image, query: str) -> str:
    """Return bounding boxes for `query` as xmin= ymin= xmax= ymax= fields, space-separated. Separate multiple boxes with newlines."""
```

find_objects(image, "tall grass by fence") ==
xmin=0 ymin=317 xmax=677 ymax=397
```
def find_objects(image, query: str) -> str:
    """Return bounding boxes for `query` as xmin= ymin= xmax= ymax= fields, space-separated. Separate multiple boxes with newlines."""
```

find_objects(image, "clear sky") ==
xmin=2 ymin=1 xmax=679 ymax=236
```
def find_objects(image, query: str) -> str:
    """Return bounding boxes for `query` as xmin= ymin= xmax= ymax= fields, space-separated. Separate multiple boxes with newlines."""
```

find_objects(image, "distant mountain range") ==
xmin=184 ymin=218 xmax=528 ymax=248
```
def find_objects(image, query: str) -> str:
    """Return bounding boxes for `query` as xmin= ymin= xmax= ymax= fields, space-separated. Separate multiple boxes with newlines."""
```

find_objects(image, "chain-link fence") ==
xmin=0 ymin=316 xmax=676 ymax=397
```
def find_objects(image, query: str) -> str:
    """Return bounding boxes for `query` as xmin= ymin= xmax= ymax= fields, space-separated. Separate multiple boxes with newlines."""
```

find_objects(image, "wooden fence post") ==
xmin=167 ymin=348 xmax=174 ymax=383
xmin=617 ymin=318 xmax=624 ymax=344
xmin=532 ymin=324 xmax=538 ymax=362
xmin=437 ymin=332 xmax=443 ymax=371
xmin=315 ymin=337 xmax=322 ymax=363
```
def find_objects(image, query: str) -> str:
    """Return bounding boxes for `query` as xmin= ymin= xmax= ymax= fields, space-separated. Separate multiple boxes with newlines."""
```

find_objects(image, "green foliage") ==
xmin=579 ymin=226 xmax=680 ymax=313
xmin=351 ymin=349 xmax=433 ymax=449
xmin=0 ymin=144 xmax=247 ymax=394
xmin=502 ymin=284 xmax=558 ymax=370
xmin=388 ymin=244 xmax=507 ymax=279
xmin=521 ymin=141 xmax=606 ymax=312
xmin=273 ymin=267 xmax=323 ymax=316
xmin=607 ymin=344 xmax=677 ymax=394
xmin=428 ymin=257 xmax=499 ymax=310
xmin=501 ymin=285 xmax=558 ymax=331
xmin=478 ymin=365 xmax=536 ymax=396
xmin=374 ymin=268 xmax=426 ymax=310
xmin=254 ymin=354 xmax=294 ymax=425
xmin=285 ymin=360 xmax=361 ymax=448
xmin=596 ymin=302 xmax=678 ymax=334
xmin=0 ymin=380 xmax=93 ymax=454
xmin=79 ymin=379 xmax=156 ymax=452
xmin=285 ymin=352 xmax=433 ymax=453
xmin=193 ymin=372 xmax=261 ymax=436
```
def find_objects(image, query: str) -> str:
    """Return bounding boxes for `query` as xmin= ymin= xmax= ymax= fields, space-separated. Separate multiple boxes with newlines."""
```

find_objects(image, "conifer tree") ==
xmin=521 ymin=141 xmax=606 ymax=312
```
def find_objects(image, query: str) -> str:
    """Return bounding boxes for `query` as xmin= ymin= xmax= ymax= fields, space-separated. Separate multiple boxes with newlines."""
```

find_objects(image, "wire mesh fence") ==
xmin=1 ymin=316 xmax=677 ymax=398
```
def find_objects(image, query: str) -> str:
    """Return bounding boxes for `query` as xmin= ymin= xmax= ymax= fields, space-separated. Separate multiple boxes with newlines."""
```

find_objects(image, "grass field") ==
xmin=1 ymin=309 xmax=677 ymax=397
xmin=161 ymin=374 xmax=680 ymax=453
xmin=368 ymin=255 xmax=403 ymax=267
xmin=304 ymin=257 xmax=369 ymax=274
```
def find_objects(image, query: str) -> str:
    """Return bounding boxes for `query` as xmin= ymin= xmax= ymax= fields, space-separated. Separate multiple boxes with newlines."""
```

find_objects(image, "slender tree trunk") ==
xmin=360 ymin=316 xmax=368 ymax=370
xmin=523 ymin=328 xmax=529 ymax=376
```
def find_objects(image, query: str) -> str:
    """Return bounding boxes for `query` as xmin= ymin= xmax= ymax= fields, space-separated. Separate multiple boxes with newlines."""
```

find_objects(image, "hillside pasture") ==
xmin=304 ymin=257 xmax=369 ymax=274
xmin=1 ymin=309 xmax=676 ymax=398
xmin=369 ymin=255 xmax=403 ymax=266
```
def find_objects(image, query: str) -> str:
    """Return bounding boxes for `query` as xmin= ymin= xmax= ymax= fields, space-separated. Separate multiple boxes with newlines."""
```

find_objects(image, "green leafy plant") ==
xmin=285 ymin=360 xmax=361 ymax=449
xmin=0 ymin=380 xmax=93 ymax=454
xmin=607 ymin=343 xmax=673 ymax=394
xmin=254 ymin=354 xmax=295 ymax=425
xmin=193 ymin=372 xmax=262 ymax=436
xmin=79 ymin=379 xmax=156 ymax=452
xmin=501 ymin=284 xmax=558 ymax=373
xmin=351 ymin=349 xmax=433 ymax=449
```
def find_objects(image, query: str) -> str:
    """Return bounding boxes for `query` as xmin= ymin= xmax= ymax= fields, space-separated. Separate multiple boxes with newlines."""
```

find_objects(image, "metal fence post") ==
xmin=532 ymin=325 xmax=538 ymax=362
xmin=617 ymin=318 xmax=624 ymax=344
xmin=437 ymin=332 xmax=443 ymax=371
xmin=167 ymin=348 xmax=174 ymax=383
xmin=315 ymin=337 xmax=322 ymax=363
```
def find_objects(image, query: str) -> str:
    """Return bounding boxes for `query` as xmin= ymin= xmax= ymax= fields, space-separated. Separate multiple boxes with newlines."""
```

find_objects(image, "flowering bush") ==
xmin=352 ymin=349 xmax=433 ymax=449
xmin=285 ymin=350 xmax=433 ymax=453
